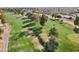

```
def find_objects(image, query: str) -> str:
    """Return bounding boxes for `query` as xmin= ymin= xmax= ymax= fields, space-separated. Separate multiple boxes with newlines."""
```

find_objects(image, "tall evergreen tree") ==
xmin=49 ymin=26 xmax=58 ymax=37
xmin=43 ymin=36 xmax=58 ymax=52
xmin=40 ymin=14 xmax=48 ymax=26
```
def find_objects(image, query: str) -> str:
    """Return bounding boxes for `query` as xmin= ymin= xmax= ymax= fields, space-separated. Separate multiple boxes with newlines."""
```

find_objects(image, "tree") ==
xmin=0 ymin=10 xmax=7 ymax=24
xmin=74 ymin=16 xmax=79 ymax=26
xmin=0 ymin=28 xmax=3 ymax=34
xmin=20 ymin=11 xmax=24 ymax=16
xmin=1 ymin=17 xmax=7 ymax=24
xmin=74 ymin=16 xmax=79 ymax=33
xmin=27 ymin=13 xmax=37 ymax=21
xmin=43 ymin=36 xmax=58 ymax=52
xmin=13 ymin=8 xmax=22 ymax=15
xmin=74 ymin=27 xmax=79 ymax=33
xmin=52 ymin=13 xmax=58 ymax=18
xmin=31 ymin=15 xmax=36 ymax=21
xmin=56 ymin=15 xmax=61 ymax=18
xmin=26 ymin=12 xmax=33 ymax=19
xmin=60 ymin=20 xmax=63 ymax=24
xmin=40 ymin=14 xmax=48 ymax=26
xmin=0 ymin=28 xmax=4 ymax=39
xmin=49 ymin=26 xmax=58 ymax=37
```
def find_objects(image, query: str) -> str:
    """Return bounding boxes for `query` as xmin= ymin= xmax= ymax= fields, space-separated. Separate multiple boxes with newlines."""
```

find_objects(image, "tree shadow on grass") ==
xmin=22 ymin=22 xmax=35 ymax=28
xmin=31 ymin=27 xmax=45 ymax=46
xmin=18 ymin=31 xmax=29 ymax=37
xmin=22 ymin=20 xmax=33 ymax=24
xmin=10 ymin=31 xmax=29 ymax=41
xmin=32 ymin=27 xmax=42 ymax=36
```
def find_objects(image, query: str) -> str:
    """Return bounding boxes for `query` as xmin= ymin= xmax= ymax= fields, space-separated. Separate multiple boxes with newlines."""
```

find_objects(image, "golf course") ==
xmin=5 ymin=11 xmax=79 ymax=52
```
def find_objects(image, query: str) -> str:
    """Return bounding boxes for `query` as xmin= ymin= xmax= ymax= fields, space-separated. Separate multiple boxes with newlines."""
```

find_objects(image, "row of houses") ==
xmin=7 ymin=8 xmax=79 ymax=21
xmin=59 ymin=12 xmax=79 ymax=20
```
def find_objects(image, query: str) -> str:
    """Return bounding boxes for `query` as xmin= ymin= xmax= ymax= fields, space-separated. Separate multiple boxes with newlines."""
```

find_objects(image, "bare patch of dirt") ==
xmin=31 ymin=36 xmax=44 ymax=51
xmin=39 ymin=33 xmax=49 ymax=42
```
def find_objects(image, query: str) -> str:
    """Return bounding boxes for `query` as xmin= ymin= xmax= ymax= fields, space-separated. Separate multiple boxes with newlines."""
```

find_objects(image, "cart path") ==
xmin=60 ymin=18 xmax=79 ymax=28
xmin=2 ymin=23 xmax=10 ymax=52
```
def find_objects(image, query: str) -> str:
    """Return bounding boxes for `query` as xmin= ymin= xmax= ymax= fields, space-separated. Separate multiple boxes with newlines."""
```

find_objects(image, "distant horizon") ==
xmin=1 ymin=7 xmax=79 ymax=15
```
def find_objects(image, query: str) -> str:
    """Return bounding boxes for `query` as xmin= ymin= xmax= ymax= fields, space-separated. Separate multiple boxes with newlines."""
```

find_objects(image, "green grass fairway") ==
xmin=6 ymin=12 xmax=79 ymax=52
xmin=6 ymin=12 xmax=35 ymax=52
xmin=68 ymin=34 xmax=79 ymax=45
xmin=42 ymin=19 xmax=79 ymax=51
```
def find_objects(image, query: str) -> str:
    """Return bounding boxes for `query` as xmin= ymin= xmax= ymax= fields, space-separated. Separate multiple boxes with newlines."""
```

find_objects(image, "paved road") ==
xmin=2 ymin=23 xmax=10 ymax=52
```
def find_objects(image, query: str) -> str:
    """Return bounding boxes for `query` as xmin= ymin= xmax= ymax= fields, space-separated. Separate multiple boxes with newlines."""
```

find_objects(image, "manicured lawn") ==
xmin=6 ymin=12 xmax=35 ymax=52
xmin=6 ymin=12 xmax=79 ymax=52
